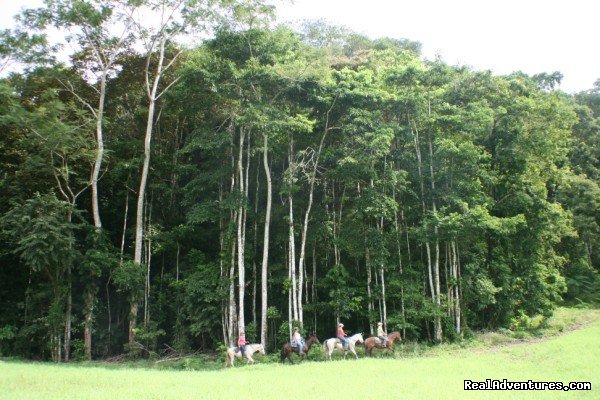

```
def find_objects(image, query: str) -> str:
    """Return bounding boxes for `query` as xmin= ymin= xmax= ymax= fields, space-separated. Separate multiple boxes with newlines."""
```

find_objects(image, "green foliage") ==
xmin=1 ymin=193 xmax=76 ymax=273
xmin=1 ymin=12 xmax=598 ymax=361
xmin=112 ymin=261 xmax=144 ymax=296
xmin=0 ymin=325 xmax=17 ymax=356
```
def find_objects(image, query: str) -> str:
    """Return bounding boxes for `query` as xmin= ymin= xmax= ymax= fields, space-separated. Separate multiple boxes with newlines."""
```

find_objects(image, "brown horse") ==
xmin=280 ymin=335 xmax=320 ymax=364
xmin=364 ymin=331 xmax=402 ymax=356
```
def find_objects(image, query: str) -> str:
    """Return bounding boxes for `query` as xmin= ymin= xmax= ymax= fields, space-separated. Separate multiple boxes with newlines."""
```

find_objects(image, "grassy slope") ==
xmin=1 ymin=309 xmax=599 ymax=400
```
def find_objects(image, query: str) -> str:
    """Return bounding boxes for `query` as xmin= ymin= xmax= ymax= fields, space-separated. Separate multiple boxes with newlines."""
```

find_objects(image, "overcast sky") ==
xmin=2 ymin=0 xmax=598 ymax=92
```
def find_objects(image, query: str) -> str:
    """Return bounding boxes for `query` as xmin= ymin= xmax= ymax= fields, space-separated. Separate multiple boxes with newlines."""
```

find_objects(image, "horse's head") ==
xmin=357 ymin=333 xmax=365 ymax=343
xmin=258 ymin=344 xmax=266 ymax=355
xmin=309 ymin=335 xmax=320 ymax=344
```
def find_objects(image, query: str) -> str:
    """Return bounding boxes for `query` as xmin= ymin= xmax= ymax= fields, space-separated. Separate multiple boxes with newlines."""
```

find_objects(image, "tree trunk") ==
xmin=236 ymin=127 xmax=247 ymax=333
xmin=411 ymin=118 xmax=439 ymax=339
xmin=131 ymin=39 xmax=166 ymax=344
xmin=91 ymin=74 xmax=106 ymax=229
xmin=64 ymin=263 xmax=72 ymax=362
xmin=63 ymin=208 xmax=73 ymax=362
xmin=83 ymin=285 xmax=96 ymax=360
xmin=296 ymin=104 xmax=333 ymax=326
xmin=260 ymin=133 xmax=272 ymax=347
xmin=365 ymin=237 xmax=374 ymax=335
xmin=428 ymin=132 xmax=442 ymax=342
xmin=287 ymin=136 xmax=298 ymax=322
xmin=228 ymin=234 xmax=237 ymax=345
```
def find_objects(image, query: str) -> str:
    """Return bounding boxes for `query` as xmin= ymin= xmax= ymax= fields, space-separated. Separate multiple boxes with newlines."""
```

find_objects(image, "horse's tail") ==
xmin=224 ymin=349 xmax=231 ymax=367
xmin=280 ymin=345 xmax=286 ymax=362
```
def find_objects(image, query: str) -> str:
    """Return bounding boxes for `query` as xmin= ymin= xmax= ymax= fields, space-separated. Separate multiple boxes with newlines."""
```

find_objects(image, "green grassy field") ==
xmin=2 ymin=308 xmax=599 ymax=400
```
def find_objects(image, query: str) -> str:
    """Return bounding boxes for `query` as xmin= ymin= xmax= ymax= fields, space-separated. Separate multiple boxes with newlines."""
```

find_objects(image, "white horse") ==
xmin=323 ymin=333 xmax=364 ymax=360
xmin=225 ymin=343 xmax=266 ymax=367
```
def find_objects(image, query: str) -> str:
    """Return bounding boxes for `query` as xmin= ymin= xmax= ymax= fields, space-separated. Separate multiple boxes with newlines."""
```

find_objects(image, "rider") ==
xmin=337 ymin=323 xmax=349 ymax=350
xmin=238 ymin=331 xmax=246 ymax=358
xmin=377 ymin=322 xmax=388 ymax=348
xmin=292 ymin=327 xmax=305 ymax=356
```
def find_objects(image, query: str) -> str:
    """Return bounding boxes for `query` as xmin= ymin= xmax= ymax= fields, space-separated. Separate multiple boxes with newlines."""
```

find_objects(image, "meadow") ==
xmin=1 ymin=308 xmax=599 ymax=400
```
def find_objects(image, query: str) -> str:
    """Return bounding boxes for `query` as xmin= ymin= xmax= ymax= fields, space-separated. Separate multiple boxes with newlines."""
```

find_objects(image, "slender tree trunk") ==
xmin=131 ymin=39 xmax=167 ymax=344
xmin=287 ymin=136 xmax=298 ymax=322
xmin=411 ymin=119 xmax=435 ymax=302
xmin=91 ymin=74 xmax=106 ymax=229
xmin=105 ymin=274 xmax=112 ymax=355
xmin=428 ymin=132 xmax=442 ymax=341
xmin=63 ymin=208 xmax=73 ymax=362
xmin=64 ymin=261 xmax=72 ymax=362
xmin=289 ymin=191 xmax=297 ymax=321
xmin=312 ymin=241 xmax=317 ymax=332
xmin=393 ymin=189 xmax=406 ymax=336
xmin=252 ymin=156 xmax=259 ymax=327
xmin=218 ymin=180 xmax=227 ymax=344
xmin=380 ymin=253 xmax=387 ymax=330
xmin=453 ymin=241 xmax=462 ymax=334
xmin=236 ymin=127 xmax=247 ymax=333
xmin=365 ymin=236 xmax=374 ymax=335
xmin=83 ymin=286 xmax=96 ymax=360
xmin=296 ymin=104 xmax=333 ymax=326
xmin=228 ymin=232 xmax=237 ymax=345
xmin=120 ymin=187 xmax=130 ymax=265
xmin=260 ymin=133 xmax=272 ymax=347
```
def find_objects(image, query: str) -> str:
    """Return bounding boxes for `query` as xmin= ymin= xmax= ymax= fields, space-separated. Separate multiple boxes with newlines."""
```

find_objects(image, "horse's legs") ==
xmin=351 ymin=347 xmax=358 ymax=359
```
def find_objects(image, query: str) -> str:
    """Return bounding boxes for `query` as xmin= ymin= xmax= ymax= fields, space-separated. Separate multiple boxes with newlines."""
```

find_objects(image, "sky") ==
xmin=1 ymin=0 xmax=598 ymax=93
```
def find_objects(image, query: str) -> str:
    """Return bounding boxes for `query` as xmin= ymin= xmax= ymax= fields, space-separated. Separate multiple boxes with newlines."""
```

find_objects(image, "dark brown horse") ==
xmin=364 ymin=331 xmax=402 ymax=356
xmin=280 ymin=335 xmax=320 ymax=364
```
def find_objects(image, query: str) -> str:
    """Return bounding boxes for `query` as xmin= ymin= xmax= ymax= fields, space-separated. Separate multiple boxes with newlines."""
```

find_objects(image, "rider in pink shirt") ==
xmin=238 ymin=331 xmax=246 ymax=357
xmin=337 ymin=323 xmax=348 ymax=350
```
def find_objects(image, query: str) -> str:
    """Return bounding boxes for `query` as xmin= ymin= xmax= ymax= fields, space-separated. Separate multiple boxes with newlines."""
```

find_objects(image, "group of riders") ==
xmin=337 ymin=321 xmax=388 ymax=349
xmin=235 ymin=321 xmax=389 ymax=358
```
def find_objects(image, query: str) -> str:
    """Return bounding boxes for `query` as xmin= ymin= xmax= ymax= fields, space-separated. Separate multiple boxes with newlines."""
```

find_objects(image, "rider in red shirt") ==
xmin=238 ymin=331 xmax=246 ymax=358
xmin=337 ymin=323 xmax=348 ymax=350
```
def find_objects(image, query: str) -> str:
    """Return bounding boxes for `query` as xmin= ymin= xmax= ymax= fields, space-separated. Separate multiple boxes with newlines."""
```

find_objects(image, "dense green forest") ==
xmin=0 ymin=0 xmax=598 ymax=362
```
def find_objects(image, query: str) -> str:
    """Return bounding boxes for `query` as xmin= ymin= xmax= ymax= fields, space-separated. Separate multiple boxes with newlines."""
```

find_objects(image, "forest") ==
xmin=0 ymin=0 xmax=598 ymax=363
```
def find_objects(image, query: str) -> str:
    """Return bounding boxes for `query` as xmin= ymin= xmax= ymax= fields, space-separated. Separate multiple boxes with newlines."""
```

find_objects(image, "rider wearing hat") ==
xmin=377 ymin=322 xmax=388 ymax=348
xmin=292 ymin=327 xmax=305 ymax=356
xmin=337 ymin=323 xmax=349 ymax=350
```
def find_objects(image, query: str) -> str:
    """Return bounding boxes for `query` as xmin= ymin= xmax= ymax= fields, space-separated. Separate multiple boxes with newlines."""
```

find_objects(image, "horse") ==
xmin=323 ymin=333 xmax=364 ymax=360
xmin=225 ymin=343 xmax=266 ymax=367
xmin=280 ymin=335 xmax=320 ymax=364
xmin=364 ymin=331 xmax=402 ymax=356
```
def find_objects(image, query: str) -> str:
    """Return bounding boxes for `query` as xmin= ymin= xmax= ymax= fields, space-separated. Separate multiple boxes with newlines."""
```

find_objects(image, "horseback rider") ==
xmin=337 ymin=323 xmax=349 ymax=350
xmin=238 ymin=331 xmax=246 ymax=358
xmin=292 ymin=327 xmax=305 ymax=356
xmin=377 ymin=322 xmax=388 ymax=348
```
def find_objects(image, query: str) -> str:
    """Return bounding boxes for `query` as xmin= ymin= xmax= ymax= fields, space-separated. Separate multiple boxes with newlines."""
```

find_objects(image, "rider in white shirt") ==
xmin=377 ymin=322 xmax=388 ymax=348
xmin=292 ymin=327 xmax=305 ymax=356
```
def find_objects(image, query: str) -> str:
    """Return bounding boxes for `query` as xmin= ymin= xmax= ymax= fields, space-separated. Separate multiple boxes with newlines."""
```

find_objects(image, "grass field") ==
xmin=2 ymin=308 xmax=599 ymax=400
